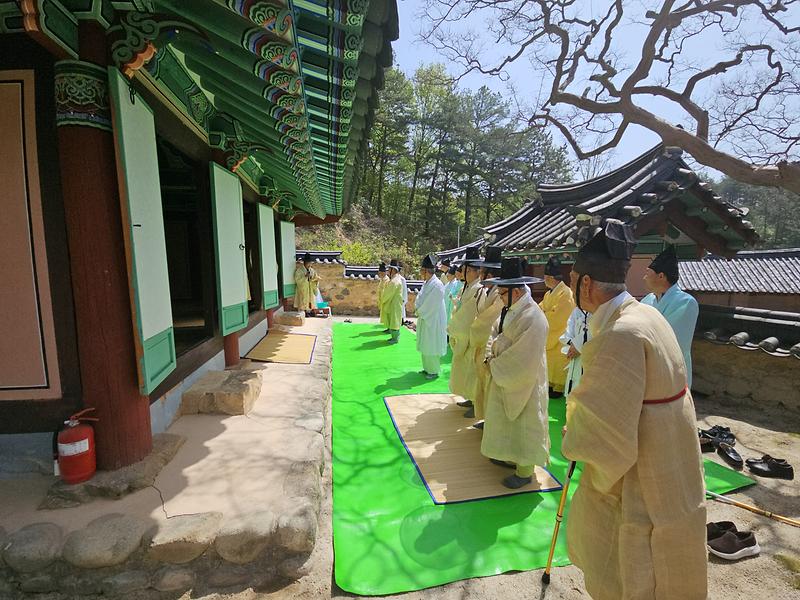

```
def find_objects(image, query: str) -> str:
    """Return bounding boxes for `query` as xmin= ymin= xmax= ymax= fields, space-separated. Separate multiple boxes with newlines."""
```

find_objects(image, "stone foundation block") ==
xmin=102 ymin=570 xmax=150 ymax=594
xmin=207 ymin=564 xmax=251 ymax=588
xmin=181 ymin=370 xmax=262 ymax=416
xmin=2 ymin=522 xmax=62 ymax=573
xmin=276 ymin=500 xmax=318 ymax=554
xmin=20 ymin=574 xmax=58 ymax=593
xmin=62 ymin=513 xmax=149 ymax=569
xmin=147 ymin=512 xmax=222 ymax=564
xmin=214 ymin=510 xmax=277 ymax=564
xmin=152 ymin=566 xmax=195 ymax=592
xmin=275 ymin=310 xmax=305 ymax=326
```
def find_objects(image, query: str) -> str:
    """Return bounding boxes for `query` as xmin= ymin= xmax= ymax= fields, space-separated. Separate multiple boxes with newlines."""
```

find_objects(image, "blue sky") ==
xmin=389 ymin=0 xmax=722 ymax=176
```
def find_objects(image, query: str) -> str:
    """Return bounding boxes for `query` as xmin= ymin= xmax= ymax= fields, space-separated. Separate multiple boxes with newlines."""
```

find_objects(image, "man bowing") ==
xmin=562 ymin=220 xmax=706 ymax=600
xmin=415 ymin=254 xmax=448 ymax=379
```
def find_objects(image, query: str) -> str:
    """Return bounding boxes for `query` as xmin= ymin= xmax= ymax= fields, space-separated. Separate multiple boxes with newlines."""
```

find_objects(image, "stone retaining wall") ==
xmin=692 ymin=339 xmax=800 ymax=415
xmin=314 ymin=262 xmax=417 ymax=316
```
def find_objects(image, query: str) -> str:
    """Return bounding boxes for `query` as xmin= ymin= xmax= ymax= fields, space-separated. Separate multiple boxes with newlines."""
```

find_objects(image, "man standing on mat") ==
xmin=481 ymin=257 xmax=550 ymax=489
xmin=415 ymin=254 xmax=448 ymax=379
xmin=466 ymin=246 xmax=504 ymax=421
xmin=641 ymin=245 xmax=699 ymax=387
xmin=539 ymin=256 xmax=575 ymax=397
xmin=380 ymin=259 xmax=405 ymax=344
xmin=562 ymin=220 xmax=706 ymax=600
xmin=447 ymin=246 xmax=483 ymax=409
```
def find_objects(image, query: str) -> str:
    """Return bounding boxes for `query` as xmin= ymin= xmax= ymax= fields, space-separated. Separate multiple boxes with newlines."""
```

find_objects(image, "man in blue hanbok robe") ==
xmin=641 ymin=245 xmax=699 ymax=387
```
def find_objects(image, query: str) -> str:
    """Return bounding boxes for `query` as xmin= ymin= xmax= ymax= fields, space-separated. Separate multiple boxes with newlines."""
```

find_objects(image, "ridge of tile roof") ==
xmin=680 ymin=249 xmax=800 ymax=294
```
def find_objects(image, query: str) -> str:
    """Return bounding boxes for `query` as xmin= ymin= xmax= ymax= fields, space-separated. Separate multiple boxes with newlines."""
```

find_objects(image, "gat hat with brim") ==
xmin=649 ymin=245 xmax=679 ymax=280
xmin=483 ymin=257 xmax=542 ymax=287
xmin=421 ymin=254 xmax=437 ymax=270
xmin=461 ymin=245 xmax=483 ymax=267
xmin=474 ymin=245 xmax=502 ymax=269
xmin=573 ymin=219 xmax=636 ymax=283
xmin=447 ymin=265 xmax=457 ymax=275
xmin=378 ymin=262 xmax=387 ymax=272
xmin=302 ymin=252 xmax=312 ymax=263
xmin=388 ymin=258 xmax=402 ymax=271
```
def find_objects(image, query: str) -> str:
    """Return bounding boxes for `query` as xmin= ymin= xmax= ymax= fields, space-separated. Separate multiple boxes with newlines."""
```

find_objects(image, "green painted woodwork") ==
xmin=108 ymin=67 xmax=176 ymax=394
xmin=258 ymin=203 xmax=281 ymax=309
xmin=279 ymin=220 xmax=296 ymax=296
xmin=263 ymin=289 xmax=280 ymax=309
xmin=210 ymin=162 xmax=249 ymax=336
xmin=142 ymin=326 xmax=177 ymax=393
xmin=221 ymin=301 xmax=248 ymax=334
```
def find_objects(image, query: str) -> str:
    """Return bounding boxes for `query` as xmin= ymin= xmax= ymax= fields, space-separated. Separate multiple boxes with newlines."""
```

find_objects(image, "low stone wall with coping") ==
xmin=313 ymin=262 xmax=417 ymax=317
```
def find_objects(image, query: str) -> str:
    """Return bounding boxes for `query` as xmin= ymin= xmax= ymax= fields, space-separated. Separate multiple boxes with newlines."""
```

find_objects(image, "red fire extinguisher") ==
xmin=57 ymin=408 xmax=99 ymax=485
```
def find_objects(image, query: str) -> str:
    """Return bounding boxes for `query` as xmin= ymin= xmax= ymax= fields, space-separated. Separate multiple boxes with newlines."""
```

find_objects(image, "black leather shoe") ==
xmin=456 ymin=399 xmax=473 ymax=408
xmin=473 ymin=421 xmax=485 ymax=430
xmin=463 ymin=407 xmax=475 ymax=418
xmin=717 ymin=442 xmax=743 ymax=469
xmin=700 ymin=425 xmax=736 ymax=446
xmin=502 ymin=474 xmax=533 ymax=489
xmin=747 ymin=456 xmax=794 ymax=480
xmin=490 ymin=458 xmax=516 ymax=469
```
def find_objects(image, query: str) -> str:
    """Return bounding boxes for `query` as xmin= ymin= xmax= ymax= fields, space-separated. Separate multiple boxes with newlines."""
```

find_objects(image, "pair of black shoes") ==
xmin=746 ymin=455 xmax=794 ymax=480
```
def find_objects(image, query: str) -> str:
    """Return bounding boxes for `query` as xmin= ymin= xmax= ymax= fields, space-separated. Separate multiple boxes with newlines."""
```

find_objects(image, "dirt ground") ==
xmin=185 ymin=388 xmax=800 ymax=600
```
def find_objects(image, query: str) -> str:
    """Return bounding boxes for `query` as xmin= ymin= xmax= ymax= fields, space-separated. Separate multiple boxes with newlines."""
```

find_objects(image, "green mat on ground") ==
xmin=332 ymin=323 xmax=755 ymax=596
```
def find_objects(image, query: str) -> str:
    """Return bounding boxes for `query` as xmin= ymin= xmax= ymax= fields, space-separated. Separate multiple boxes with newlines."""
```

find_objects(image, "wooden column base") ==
xmin=223 ymin=332 xmax=240 ymax=368
xmin=266 ymin=307 xmax=277 ymax=328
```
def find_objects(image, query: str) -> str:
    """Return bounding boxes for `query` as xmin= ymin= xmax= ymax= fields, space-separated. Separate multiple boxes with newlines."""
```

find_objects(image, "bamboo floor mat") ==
xmin=244 ymin=331 xmax=316 ymax=364
xmin=384 ymin=393 xmax=561 ymax=504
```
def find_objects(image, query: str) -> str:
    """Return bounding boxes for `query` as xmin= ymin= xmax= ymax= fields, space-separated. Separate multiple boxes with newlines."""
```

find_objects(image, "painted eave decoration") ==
xmin=8 ymin=0 xmax=398 ymax=219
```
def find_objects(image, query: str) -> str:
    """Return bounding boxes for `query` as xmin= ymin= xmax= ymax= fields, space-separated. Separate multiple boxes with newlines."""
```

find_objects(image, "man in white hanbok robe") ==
xmin=400 ymin=271 xmax=409 ymax=322
xmin=559 ymin=307 xmax=591 ymax=394
xmin=481 ymin=257 xmax=550 ymax=489
xmin=415 ymin=255 xmax=448 ymax=378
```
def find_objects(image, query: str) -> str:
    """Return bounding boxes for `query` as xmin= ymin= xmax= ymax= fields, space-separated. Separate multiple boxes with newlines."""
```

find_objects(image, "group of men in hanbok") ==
xmin=373 ymin=221 xmax=705 ymax=599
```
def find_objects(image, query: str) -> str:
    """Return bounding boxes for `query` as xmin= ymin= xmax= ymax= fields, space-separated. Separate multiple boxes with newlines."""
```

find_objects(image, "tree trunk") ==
xmin=374 ymin=129 xmax=388 ymax=216
xmin=424 ymin=145 xmax=443 ymax=237
xmin=408 ymin=160 xmax=421 ymax=216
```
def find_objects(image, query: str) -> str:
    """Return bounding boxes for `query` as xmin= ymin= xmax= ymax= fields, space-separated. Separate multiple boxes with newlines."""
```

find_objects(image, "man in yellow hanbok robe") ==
xmin=293 ymin=252 xmax=315 ymax=314
xmin=447 ymin=246 xmax=483 ymax=406
xmin=376 ymin=262 xmax=389 ymax=329
xmin=539 ymin=256 xmax=575 ymax=395
xmin=562 ymin=220 xmax=706 ymax=600
xmin=379 ymin=259 xmax=404 ymax=343
xmin=481 ymin=257 xmax=550 ymax=489
xmin=465 ymin=246 xmax=504 ymax=420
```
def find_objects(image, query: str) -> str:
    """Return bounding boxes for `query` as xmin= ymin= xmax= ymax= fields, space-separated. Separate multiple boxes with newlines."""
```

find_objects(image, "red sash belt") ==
xmin=643 ymin=386 xmax=688 ymax=405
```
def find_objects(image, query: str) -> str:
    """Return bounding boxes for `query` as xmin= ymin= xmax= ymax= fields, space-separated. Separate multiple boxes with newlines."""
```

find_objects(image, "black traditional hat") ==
xmin=544 ymin=256 xmax=563 ymax=278
xmin=302 ymin=252 xmax=312 ymax=263
xmin=483 ymin=257 xmax=541 ymax=287
xmin=447 ymin=265 xmax=457 ymax=275
xmin=378 ymin=262 xmax=387 ymax=273
xmin=421 ymin=254 xmax=437 ymax=270
xmin=461 ymin=245 xmax=483 ymax=267
xmin=440 ymin=258 xmax=451 ymax=267
xmin=475 ymin=245 xmax=502 ymax=269
xmin=388 ymin=258 xmax=402 ymax=271
xmin=573 ymin=219 xmax=636 ymax=283
xmin=649 ymin=245 xmax=679 ymax=281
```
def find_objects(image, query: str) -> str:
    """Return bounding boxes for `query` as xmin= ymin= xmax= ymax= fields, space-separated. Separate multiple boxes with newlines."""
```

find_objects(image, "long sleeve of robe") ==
xmin=559 ymin=307 xmax=591 ymax=394
xmin=377 ymin=275 xmax=389 ymax=326
xmin=379 ymin=275 xmax=403 ymax=331
xmin=480 ymin=292 xmax=550 ymax=467
xmin=561 ymin=296 xmax=706 ymax=600
xmin=539 ymin=281 xmax=575 ymax=392
xmin=415 ymin=276 xmax=447 ymax=357
xmin=400 ymin=276 xmax=408 ymax=321
xmin=469 ymin=287 xmax=504 ymax=419
xmin=447 ymin=279 xmax=482 ymax=399
xmin=444 ymin=279 xmax=463 ymax=323
xmin=641 ymin=283 xmax=699 ymax=387
xmin=292 ymin=264 xmax=313 ymax=311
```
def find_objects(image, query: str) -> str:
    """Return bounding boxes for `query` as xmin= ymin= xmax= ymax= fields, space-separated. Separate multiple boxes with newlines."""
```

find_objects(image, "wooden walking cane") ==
xmin=706 ymin=490 xmax=800 ymax=528
xmin=542 ymin=460 xmax=577 ymax=584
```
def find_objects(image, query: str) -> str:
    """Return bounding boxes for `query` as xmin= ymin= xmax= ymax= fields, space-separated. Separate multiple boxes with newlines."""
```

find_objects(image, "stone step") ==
xmin=180 ymin=369 xmax=262 ymax=416
xmin=274 ymin=308 xmax=306 ymax=326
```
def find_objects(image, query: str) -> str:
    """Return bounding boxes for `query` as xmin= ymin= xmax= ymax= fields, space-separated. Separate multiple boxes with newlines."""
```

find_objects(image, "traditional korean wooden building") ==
xmin=442 ymin=145 xmax=758 ymax=298
xmin=0 ymin=0 xmax=398 ymax=469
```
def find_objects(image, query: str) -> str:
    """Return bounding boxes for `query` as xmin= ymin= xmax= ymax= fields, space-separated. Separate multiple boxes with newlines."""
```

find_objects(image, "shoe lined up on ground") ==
xmin=746 ymin=454 xmax=794 ymax=480
xmin=717 ymin=442 xmax=743 ymax=469
xmin=698 ymin=425 xmax=736 ymax=451
xmin=706 ymin=521 xmax=737 ymax=542
xmin=707 ymin=528 xmax=761 ymax=561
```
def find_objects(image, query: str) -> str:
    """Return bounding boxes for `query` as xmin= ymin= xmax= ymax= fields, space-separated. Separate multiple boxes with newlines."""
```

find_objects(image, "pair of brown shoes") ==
xmin=706 ymin=522 xmax=760 ymax=561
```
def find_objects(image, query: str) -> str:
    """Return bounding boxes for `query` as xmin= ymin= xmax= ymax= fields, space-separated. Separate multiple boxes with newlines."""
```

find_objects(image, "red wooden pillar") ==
xmin=54 ymin=24 xmax=152 ymax=469
xmin=266 ymin=307 xmax=277 ymax=328
xmin=223 ymin=332 xmax=240 ymax=368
